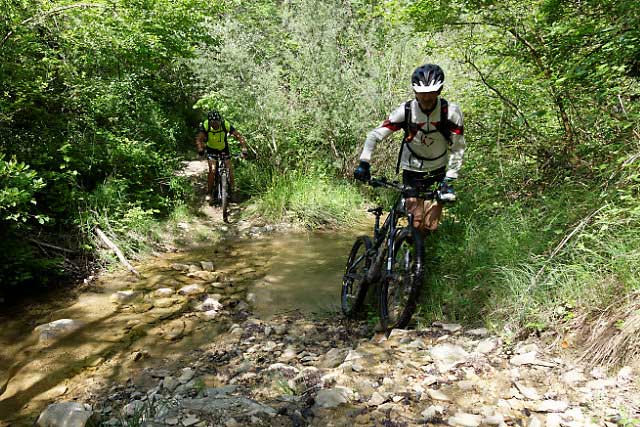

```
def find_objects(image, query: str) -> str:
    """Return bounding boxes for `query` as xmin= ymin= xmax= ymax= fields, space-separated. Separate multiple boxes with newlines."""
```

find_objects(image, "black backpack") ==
xmin=396 ymin=99 xmax=452 ymax=173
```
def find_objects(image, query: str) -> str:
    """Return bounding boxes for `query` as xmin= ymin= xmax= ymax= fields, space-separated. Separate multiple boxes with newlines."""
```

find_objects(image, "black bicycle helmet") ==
xmin=207 ymin=110 xmax=222 ymax=122
xmin=411 ymin=64 xmax=445 ymax=93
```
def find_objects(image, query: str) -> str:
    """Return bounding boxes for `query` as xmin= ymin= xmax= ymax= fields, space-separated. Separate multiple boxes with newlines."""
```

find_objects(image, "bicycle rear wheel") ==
xmin=379 ymin=226 xmax=424 ymax=331
xmin=341 ymin=235 xmax=373 ymax=318
xmin=221 ymin=172 xmax=229 ymax=222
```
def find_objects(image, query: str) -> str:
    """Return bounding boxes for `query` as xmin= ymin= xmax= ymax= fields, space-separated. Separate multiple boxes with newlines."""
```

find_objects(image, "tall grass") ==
xmin=242 ymin=167 xmax=365 ymax=229
xmin=417 ymin=180 xmax=640 ymax=335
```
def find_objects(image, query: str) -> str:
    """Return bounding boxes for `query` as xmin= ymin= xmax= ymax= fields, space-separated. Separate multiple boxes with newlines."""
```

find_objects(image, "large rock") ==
xmin=197 ymin=296 xmax=223 ymax=312
xmin=430 ymin=343 xmax=469 ymax=373
xmin=110 ymin=290 xmax=141 ymax=304
xmin=187 ymin=271 xmax=220 ymax=281
xmin=181 ymin=396 xmax=277 ymax=417
xmin=178 ymin=284 xmax=205 ymax=296
xmin=314 ymin=387 xmax=351 ymax=409
xmin=448 ymin=412 xmax=482 ymax=427
xmin=319 ymin=348 xmax=346 ymax=369
xmin=36 ymin=402 xmax=95 ymax=427
xmin=34 ymin=319 xmax=85 ymax=344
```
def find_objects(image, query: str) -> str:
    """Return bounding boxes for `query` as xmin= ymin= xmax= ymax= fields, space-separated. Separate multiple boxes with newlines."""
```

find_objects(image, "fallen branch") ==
xmin=28 ymin=238 xmax=76 ymax=254
xmin=95 ymin=227 xmax=140 ymax=277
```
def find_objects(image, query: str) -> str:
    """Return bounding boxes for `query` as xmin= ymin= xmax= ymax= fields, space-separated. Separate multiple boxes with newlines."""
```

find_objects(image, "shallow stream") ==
xmin=0 ymin=229 xmax=363 ymax=424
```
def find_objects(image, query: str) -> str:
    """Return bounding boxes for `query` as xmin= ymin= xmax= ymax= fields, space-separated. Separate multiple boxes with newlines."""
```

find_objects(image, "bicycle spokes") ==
xmin=341 ymin=236 xmax=372 ymax=318
xmin=380 ymin=227 xmax=424 ymax=331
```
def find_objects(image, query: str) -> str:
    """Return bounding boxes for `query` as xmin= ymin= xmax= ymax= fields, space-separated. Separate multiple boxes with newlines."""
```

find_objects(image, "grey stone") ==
xmin=36 ymin=402 xmax=95 ymax=427
xmin=170 ymin=263 xmax=190 ymax=272
xmin=181 ymin=396 xmax=277 ymax=417
xmin=178 ymin=284 xmax=205 ymax=296
xmin=153 ymin=288 xmax=174 ymax=297
xmin=123 ymin=400 xmax=144 ymax=416
xmin=466 ymin=328 xmax=489 ymax=337
xmin=421 ymin=405 xmax=444 ymax=421
xmin=35 ymin=319 xmax=86 ymax=345
xmin=197 ymin=296 xmax=222 ymax=312
xmin=427 ymin=388 xmax=452 ymax=402
xmin=510 ymin=351 xmax=537 ymax=366
xmin=319 ymin=348 xmax=345 ymax=369
xmin=532 ymin=400 xmax=569 ymax=413
xmin=367 ymin=392 xmax=387 ymax=406
xmin=441 ymin=323 xmax=462 ymax=333
xmin=182 ymin=415 xmax=200 ymax=427
xmin=448 ymin=412 xmax=482 ymax=427
xmin=430 ymin=343 xmax=469 ymax=373
xmin=200 ymin=261 xmax=215 ymax=271
xmin=561 ymin=369 xmax=586 ymax=384
xmin=314 ymin=387 xmax=351 ymax=408
xmin=514 ymin=382 xmax=541 ymax=400
xmin=163 ymin=376 xmax=180 ymax=392
xmin=476 ymin=338 xmax=498 ymax=354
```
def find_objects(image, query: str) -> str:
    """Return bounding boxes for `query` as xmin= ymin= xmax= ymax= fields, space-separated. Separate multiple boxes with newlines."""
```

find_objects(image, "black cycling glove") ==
xmin=354 ymin=161 xmax=371 ymax=182
xmin=438 ymin=177 xmax=457 ymax=202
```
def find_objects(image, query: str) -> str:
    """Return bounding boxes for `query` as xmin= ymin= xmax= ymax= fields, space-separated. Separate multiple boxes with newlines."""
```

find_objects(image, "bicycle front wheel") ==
xmin=341 ymin=235 xmax=373 ymax=318
xmin=221 ymin=172 xmax=229 ymax=222
xmin=380 ymin=226 xmax=424 ymax=331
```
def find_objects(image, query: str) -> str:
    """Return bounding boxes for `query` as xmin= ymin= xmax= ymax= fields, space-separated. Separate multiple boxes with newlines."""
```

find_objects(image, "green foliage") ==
xmin=0 ymin=0 xmax=221 ymax=288
xmin=243 ymin=167 xmax=365 ymax=229
xmin=0 ymin=153 xmax=47 ymax=226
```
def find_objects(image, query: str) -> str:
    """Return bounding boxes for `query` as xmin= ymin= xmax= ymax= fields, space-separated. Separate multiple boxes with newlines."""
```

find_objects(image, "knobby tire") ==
xmin=221 ymin=172 xmax=229 ymax=222
xmin=341 ymin=235 xmax=373 ymax=318
xmin=379 ymin=226 xmax=424 ymax=331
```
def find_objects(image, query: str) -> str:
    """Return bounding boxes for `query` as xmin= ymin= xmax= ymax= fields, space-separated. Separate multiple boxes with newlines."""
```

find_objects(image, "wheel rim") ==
xmin=342 ymin=241 xmax=368 ymax=314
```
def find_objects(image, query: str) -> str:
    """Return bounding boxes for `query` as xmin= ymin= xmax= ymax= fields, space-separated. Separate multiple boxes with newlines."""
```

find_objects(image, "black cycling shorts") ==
xmin=402 ymin=167 xmax=446 ymax=194
xmin=206 ymin=145 xmax=230 ymax=156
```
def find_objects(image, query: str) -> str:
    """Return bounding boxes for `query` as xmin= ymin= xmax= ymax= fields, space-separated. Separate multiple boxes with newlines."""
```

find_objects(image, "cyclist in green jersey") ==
xmin=195 ymin=110 xmax=248 ymax=202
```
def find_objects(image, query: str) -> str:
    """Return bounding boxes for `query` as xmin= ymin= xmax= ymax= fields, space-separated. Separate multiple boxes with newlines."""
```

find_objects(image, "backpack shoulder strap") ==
xmin=396 ymin=100 xmax=413 ymax=174
xmin=436 ymin=98 xmax=452 ymax=144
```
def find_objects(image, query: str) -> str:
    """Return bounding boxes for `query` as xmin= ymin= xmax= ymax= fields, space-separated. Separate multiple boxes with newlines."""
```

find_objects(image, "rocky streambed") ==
xmin=2 ymin=220 xmax=639 ymax=426
xmin=33 ymin=314 xmax=640 ymax=427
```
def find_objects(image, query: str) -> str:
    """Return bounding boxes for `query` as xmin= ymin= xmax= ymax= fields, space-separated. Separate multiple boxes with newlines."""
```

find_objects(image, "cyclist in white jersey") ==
xmin=354 ymin=64 xmax=466 ymax=202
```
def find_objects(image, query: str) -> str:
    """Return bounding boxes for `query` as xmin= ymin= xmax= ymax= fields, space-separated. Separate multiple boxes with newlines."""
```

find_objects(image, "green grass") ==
xmin=416 ymin=180 xmax=640 ymax=335
xmin=243 ymin=168 xmax=365 ymax=229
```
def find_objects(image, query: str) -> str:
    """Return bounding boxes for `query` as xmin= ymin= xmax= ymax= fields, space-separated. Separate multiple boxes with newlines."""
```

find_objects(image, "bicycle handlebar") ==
xmin=206 ymin=152 xmax=244 ymax=160
xmin=367 ymin=176 xmax=442 ymax=201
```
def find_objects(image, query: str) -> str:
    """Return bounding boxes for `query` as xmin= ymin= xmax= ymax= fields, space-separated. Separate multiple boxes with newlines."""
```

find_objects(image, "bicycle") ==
xmin=341 ymin=176 xmax=447 ymax=332
xmin=206 ymin=152 xmax=241 ymax=222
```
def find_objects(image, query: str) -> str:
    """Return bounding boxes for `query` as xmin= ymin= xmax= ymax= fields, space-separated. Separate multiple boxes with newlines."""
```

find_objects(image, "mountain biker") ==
xmin=195 ymin=110 xmax=249 ymax=203
xmin=353 ymin=63 xmax=466 ymax=227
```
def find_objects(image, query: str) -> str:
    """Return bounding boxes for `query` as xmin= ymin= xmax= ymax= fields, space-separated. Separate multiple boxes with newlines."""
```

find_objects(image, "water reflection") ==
xmin=244 ymin=231 xmax=359 ymax=319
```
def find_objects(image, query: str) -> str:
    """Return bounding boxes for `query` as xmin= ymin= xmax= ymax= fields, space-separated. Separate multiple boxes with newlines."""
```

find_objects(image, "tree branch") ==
xmin=464 ymin=56 xmax=532 ymax=130
xmin=2 ymin=3 xmax=108 ymax=48
xmin=95 ymin=227 xmax=140 ymax=277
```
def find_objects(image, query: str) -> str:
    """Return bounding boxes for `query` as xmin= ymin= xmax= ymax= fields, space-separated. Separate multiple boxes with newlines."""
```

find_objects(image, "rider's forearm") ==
xmin=445 ymin=134 xmax=466 ymax=179
xmin=233 ymin=132 xmax=248 ymax=149
xmin=360 ymin=127 xmax=393 ymax=162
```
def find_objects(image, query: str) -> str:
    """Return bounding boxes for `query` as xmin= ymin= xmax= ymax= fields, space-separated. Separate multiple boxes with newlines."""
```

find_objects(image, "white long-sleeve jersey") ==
xmin=359 ymin=98 xmax=466 ymax=179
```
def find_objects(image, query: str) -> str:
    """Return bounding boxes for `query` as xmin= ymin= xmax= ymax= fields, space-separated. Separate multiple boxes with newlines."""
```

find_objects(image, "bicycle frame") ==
xmin=207 ymin=153 xmax=231 ymax=184
xmin=366 ymin=178 xmax=438 ymax=282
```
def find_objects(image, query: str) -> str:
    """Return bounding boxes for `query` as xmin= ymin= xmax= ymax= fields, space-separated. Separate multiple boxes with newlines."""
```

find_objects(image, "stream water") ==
xmin=0 ymin=228 xmax=364 ymax=424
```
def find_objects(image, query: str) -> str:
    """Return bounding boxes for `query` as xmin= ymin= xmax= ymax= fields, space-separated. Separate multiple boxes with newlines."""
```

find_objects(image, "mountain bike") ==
xmin=207 ymin=153 xmax=239 ymax=222
xmin=341 ymin=177 xmax=445 ymax=331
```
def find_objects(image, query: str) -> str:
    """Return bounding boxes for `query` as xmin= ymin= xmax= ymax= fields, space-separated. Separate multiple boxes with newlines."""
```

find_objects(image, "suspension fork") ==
xmin=366 ymin=209 xmax=397 ymax=283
